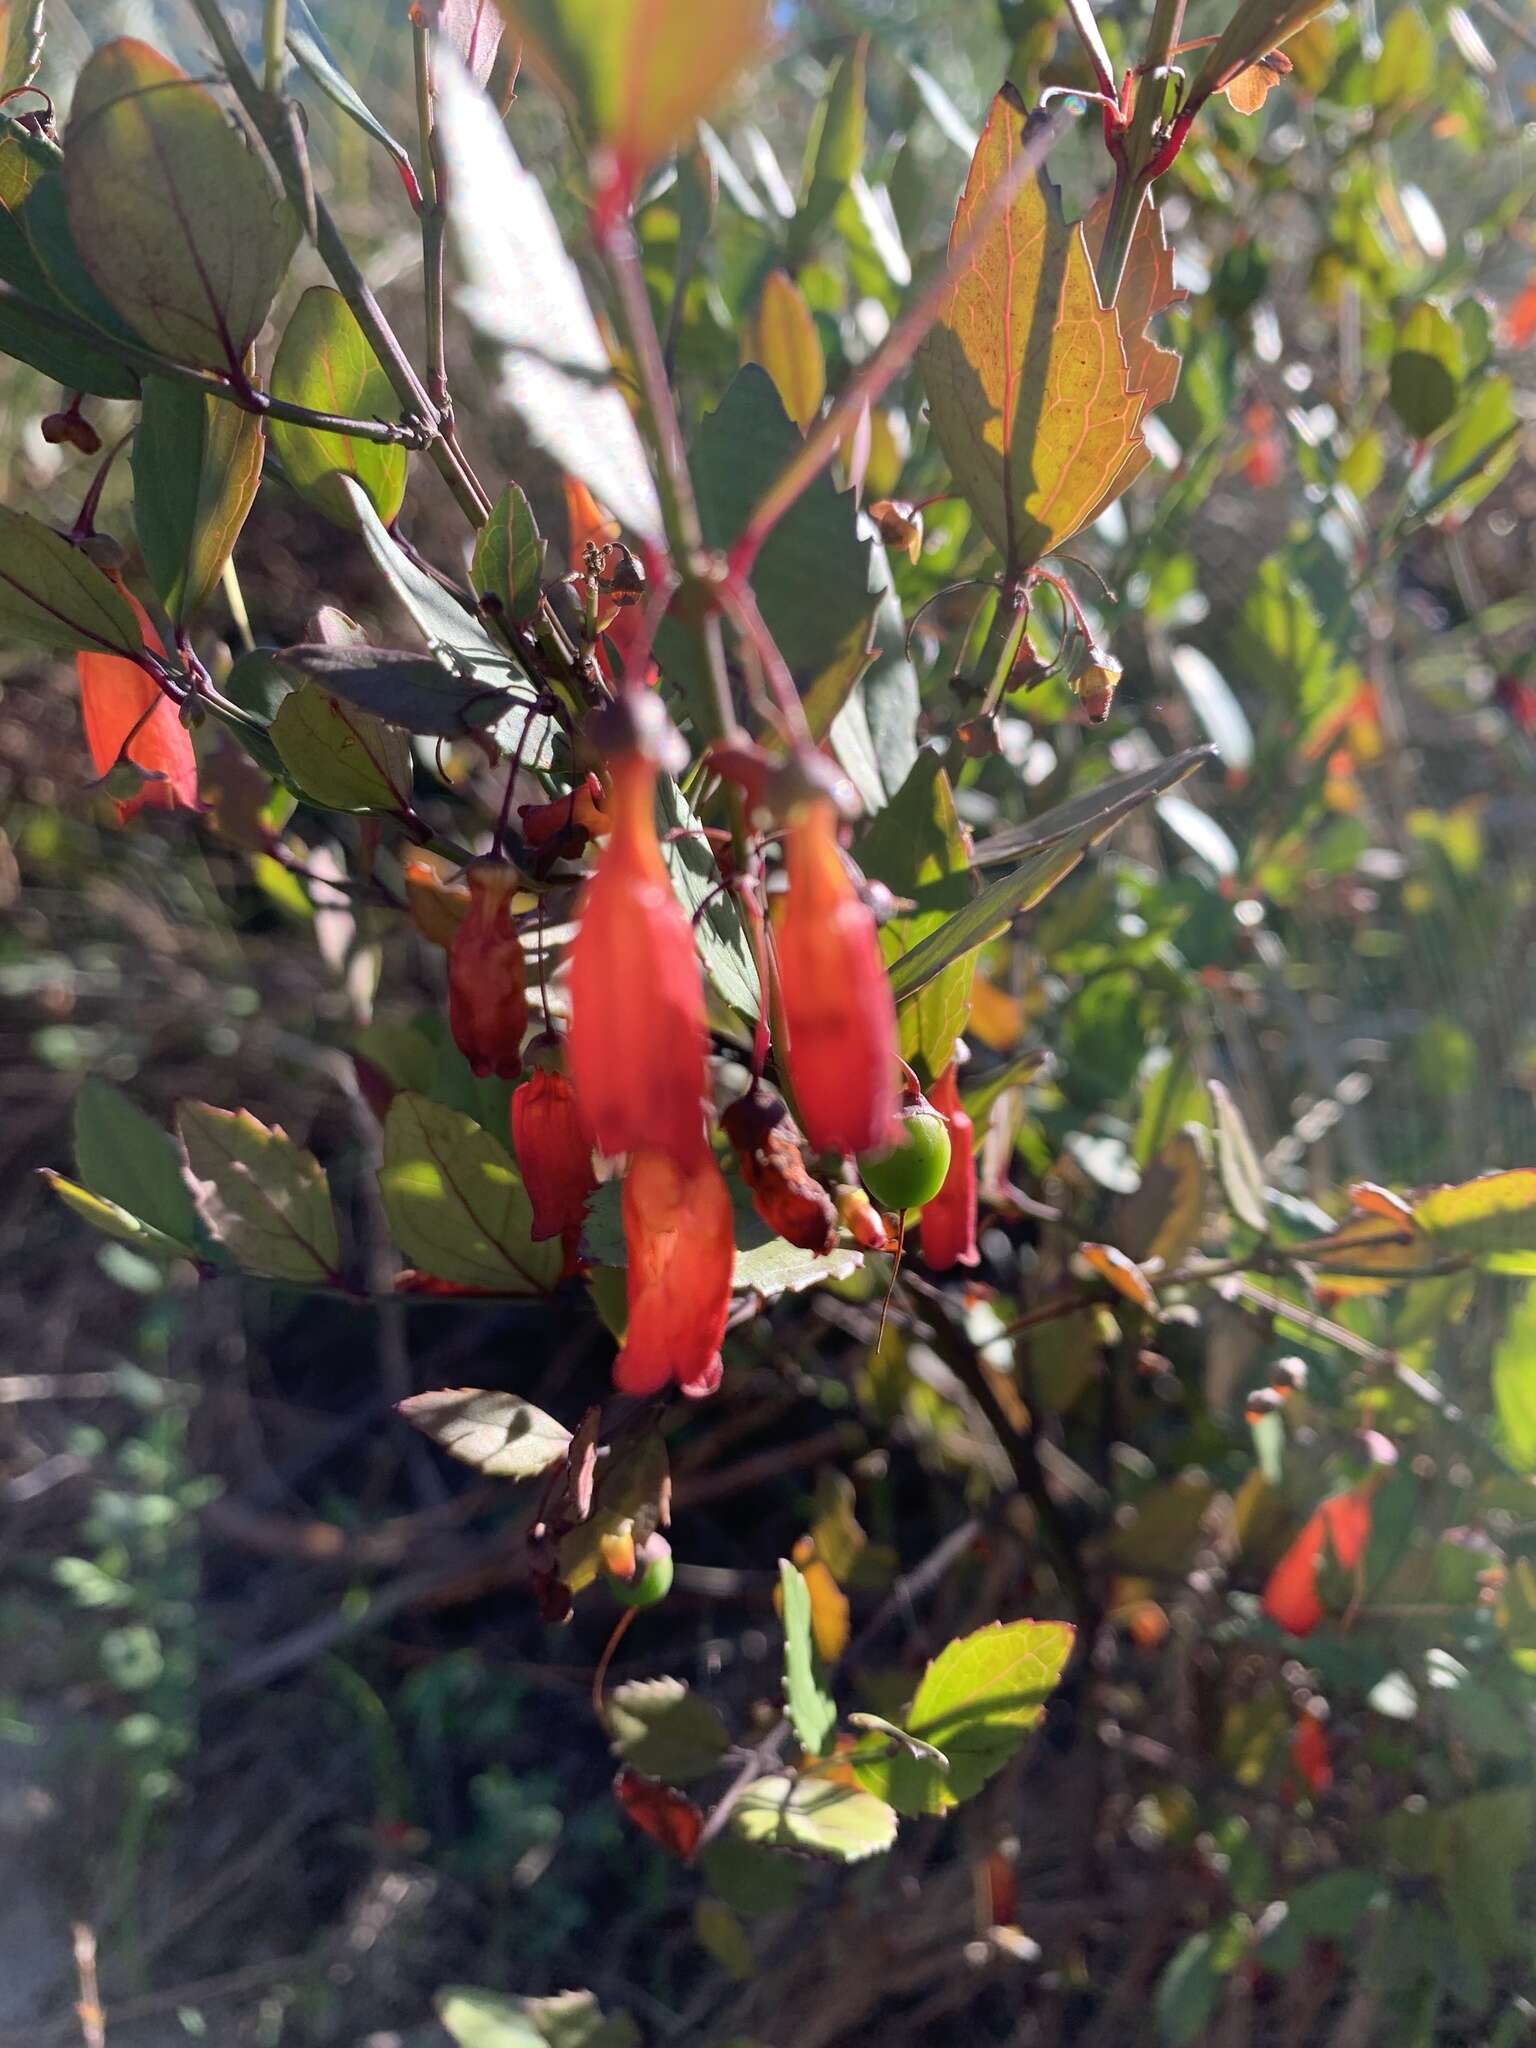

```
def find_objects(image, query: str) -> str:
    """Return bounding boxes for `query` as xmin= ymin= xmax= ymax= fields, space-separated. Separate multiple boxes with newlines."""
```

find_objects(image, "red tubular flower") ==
xmin=447 ymin=864 xmax=528 ymax=1079
xmin=567 ymin=752 xmax=709 ymax=1164
xmin=616 ymin=1146 xmax=733 ymax=1398
xmin=511 ymin=1056 xmax=596 ymax=1243
xmin=920 ymin=1062 xmax=979 ymax=1271
xmin=77 ymin=586 xmax=198 ymax=821
xmin=776 ymin=797 xmax=897 ymax=1158
xmin=1262 ymin=1486 xmax=1374 ymax=1636
xmin=518 ymin=772 xmax=611 ymax=855
xmin=1291 ymin=1710 xmax=1332 ymax=1796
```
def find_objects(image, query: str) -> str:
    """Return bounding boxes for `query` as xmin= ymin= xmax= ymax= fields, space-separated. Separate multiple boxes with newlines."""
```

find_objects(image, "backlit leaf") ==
xmin=473 ymin=482 xmax=545 ymax=625
xmin=731 ymin=1773 xmax=897 ymax=1861
xmin=1388 ymin=303 xmax=1464 ymax=440
xmin=853 ymin=1618 xmax=1073 ymax=1815
xmin=433 ymin=50 xmax=663 ymax=544
xmin=178 ymin=1103 xmax=340 ymax=1283
xmin=380 ymin=1093 xmax=561 ymax=1294
xmin=133 ymin=376 xmax=264 ymax=624
xmin=0 ymin=119 xmax=139 ymax=394
xmin=1209 ymin=1079 xmax=1269 ymax=1235
xmin=968 ymin=748 xmax=1217 ymax=869
xmin=63 ymin=38 xmax=296 ymax=370
xmin=398 ymin=1388 xmax=571 ymax=1479
xmin=789 ymin=37 xmax=867 ymax=266
xmin=272 ymin=683 xmax=414 ymax=814
xmin=613 ymin=1767 xmax=704 ymax=1859
xmin=742 ymin=269 xmax=825 ymax=431
xmin=493 ymin=0 xmax=768 ymax=183
xmin=919 ymin=92 xmax=1178 ymax=575
xmin=1493 ymin=1284 xmax=1536 ymax=1472
xmin=41 ymin=1171 xmax=195 ymax=1262
xmin=0 ymin=509 xmax=142 ymax=657
xmin=270 ymin=287 xmax=409 ymax=528
xmin=74 ymin=1078 xmax=199 ymax=1252
xmin=1415 ymin=1170 xmax=1536 ymax=1273
xmin=655 ymin=772 xmax=759 ymax=1020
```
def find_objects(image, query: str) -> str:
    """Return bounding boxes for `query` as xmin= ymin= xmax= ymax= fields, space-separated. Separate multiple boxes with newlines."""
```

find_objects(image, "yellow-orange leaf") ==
xmin=743 ymin=269 xmax=826 ymax=431
xmin=919 ymin=90 xmax=1180 ymax=576
xmin=1079 ymin=1242 xmax=1160 ymax=1314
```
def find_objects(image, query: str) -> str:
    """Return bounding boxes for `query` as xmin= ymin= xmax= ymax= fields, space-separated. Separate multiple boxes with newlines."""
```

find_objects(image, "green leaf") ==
xmin=336 ymin=475 xmax=556 ymax=765
xmin=397 ymin=1388 xmax=572 ymax=1479
xmin=272 ymin=643 xmax=517 ymax=738
xmin=789 ymin=38 xmax=867 ymax=267
xmin=1492 ymin=1284 xmax=1536 ymax=1472
xmin=1208 ymin=1078 xmax=1268 ymax=1235
xmin=1415 ymin=1170 xmax=1536 ymax=1273
xmin=271 ymin=683 xmax=414 ymax=814
xmin=606 ymin=1677 xmax=731 ymax=1783
xmin=133 ymin=376 xmax=264 ymax=624
xmin=1168 ymin=646 xmax=1253 ymax=774
xmin=858 ymin=750 xmax=976 ymax=1084
xmin=1370 ymin=5 xmax=1434 ymax=104
xmin=436 ymin=1986 xmax=640 ymax=2048
xmin=692 ymin=1897 xmax=755 ymax=1982
xmin=654 ymin=366 xmax=879 ymax=734
xmin=270 ymin=287 xmax=408 ymax=528
xmin=63 ymin=38 xmax=296 ymax=370
xmin=853 ymin=1619 xmax=1073 ymax=1816
xmin=968 ymin=748 xmax=1219 ymax=869
xmin=655 ymin=772 xmax=758 ymax=1019
xmin=1155 ymin=1918 xmax=1250 ymax=2045
xmin=884 ymin=836 xmax=1087 ymax=1006
xmin=41 ymin=1171 xmax=194 ymax=1262
xmin=730 ymin=1773 xmax=897 ymax=1862
xmin=473 ymin=482 xmax=545 ymax=624
xmin=1421 ymin=374 xmax=1520 ymax=524
xmin=380 ymin=1094 xmax=561 ymax=1294
xmin=1388 ymin=303 xmax=1463 ymax=440
xmin=0 ymin=509 xmax=142 ymax=657
xmin=779 ymin=1559 xmax=836 ymax=1756
xmin=559 ymin=1430 xmax=669 ymax=1594
xmin=74 ymin=1078 xmax=199 ymax=1251
xmin=434 ymin=50 xmax=662 ymax=543
xmin=286 ymin=1 xmax=420 ymax=193
xmin=177 ymin=1103 xmax=340 ymax=1283
xmin=699 ymin=1835 xmax=808 ymax=1915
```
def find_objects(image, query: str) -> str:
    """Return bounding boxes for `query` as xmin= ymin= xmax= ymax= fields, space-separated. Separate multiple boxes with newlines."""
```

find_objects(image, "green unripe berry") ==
xmin=858 ymin=1100 xmax=952 ymax=1214
xmin=604 ymin=1534 xmax=674 ymax=1609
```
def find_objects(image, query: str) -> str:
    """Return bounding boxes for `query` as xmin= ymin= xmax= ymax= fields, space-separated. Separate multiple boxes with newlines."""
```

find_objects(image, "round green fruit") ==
xmin=858 ymin=1101 xmax=952 ymax=1214
xmin=605 ymin=1535 xmax=674 ymax=1609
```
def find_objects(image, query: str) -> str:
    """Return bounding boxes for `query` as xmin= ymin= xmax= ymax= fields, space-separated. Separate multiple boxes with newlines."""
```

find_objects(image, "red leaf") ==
xmin=77 ymin=586 xmax=197 ymax=820
xmin=613 ymin=1766 xmax=703 ymax=1859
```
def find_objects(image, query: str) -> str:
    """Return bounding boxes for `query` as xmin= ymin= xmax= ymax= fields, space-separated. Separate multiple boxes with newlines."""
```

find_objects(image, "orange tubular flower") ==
xmin=777 ymin=798 xmax=897 ymax=1159
xmin=511 ymin=1057 xmax=596 ymax=1244
xmin=447 ymin=865 xmax=528 ymax=1080
xmin=920 ymin=1062 xmax=979 ymax=1272
xmin=616 ymin=1146 xmax=734 ymax=1398
xmin=77 ymin=586 xmax=198 ymax=821
xmin=567 ymin=752 xmax=709 ymax=1164
xmin=1262 ymin=1486 xmax=1374 ymax=1636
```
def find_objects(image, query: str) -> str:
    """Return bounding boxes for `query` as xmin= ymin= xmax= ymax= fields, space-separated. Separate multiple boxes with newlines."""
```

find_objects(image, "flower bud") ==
xmin=568 ymin=752 xmax=710 ymax=1164
xmin=777 ymin=797 xmax=897 ymax=1158
xmin=836 ymin=1184 xmax=896 ymax=1253
xmin=617 ymin=1146 xmax=734 ymax=1398
xmin=447 ymin=863 xmax=528 ymax=1079
xmin=919 ymin=1062 xmax=979 ymax=1271
xmin=518 ymin=771 xmax=611 ymax=856
xmin=721 ymin=1086 xmax=837 ymax=1255
xmin=511 ymin=1051 xmax=596 ymax=1243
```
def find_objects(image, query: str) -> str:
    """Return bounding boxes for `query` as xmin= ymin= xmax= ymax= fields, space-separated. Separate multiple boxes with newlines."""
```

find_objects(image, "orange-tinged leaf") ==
xmin=78 ymin=588 xmax=199 ymax=821
xmin=968 ymin=966 xmax=1025 ymax=1051
xmin=919 ymin=91 xmax=1178 ymax=575
xmin=743 ymin=269 xmax=826 ymax=431
xmin=1222 ymin=50 xmax=1293 ymax=113
xmin=1076 ymin=190 xmax=1184 ymax=528
xmin=613 ymin=1766 xmax=703 ymax=1858
xmin=1079 ymin=1241 xmax=1159 ymax=1313
xmin=494 ymin=0 xmax=768 ymax=188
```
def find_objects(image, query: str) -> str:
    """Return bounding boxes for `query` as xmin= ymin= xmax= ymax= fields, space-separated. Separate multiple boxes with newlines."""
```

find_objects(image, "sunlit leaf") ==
xmin=74 ymin=1077 xmax=199 ymax=1252
xmin=63 ymin=38 xmax=296 ymax=370
xmin=1208 ymin=1079 xmax=1269 ymax=1235
xmin=742 ymin=269 xmax=825 ymax=431
xmin=273 ymin=643 xmax=517 ymax=738
xmin=1388 ymin=303 xmax=1464 ymax=440
xmin=379 ymin=1094 xmax=561 ymax=1294
xmin=492 ymin=0 xmax=768 ymax=185
xmin=779 ymin=1557 xmax=836 ymax=1756
xmin=270 ymin=287 xmax=408 ymax=527
xmin=0 ymin=510 xmax=142 ymax=657
xmin=731 ymin=1773 xmax=897 ymax=1861
xmin=398 ymin=1388 xmax=571 ymax=1479
xmin=789 ymin=37 xmax=866 ymax=266
xmin=177 ymin=1102 xmax=340 ymax=1283
xmin=433 ymin=50 xmax=663 ymax=544
xmin=271 ymin=683 xmax=414 ymax=814
xmin=1415 ymin=1170 xmax=1536 ymax=1273
xmin=559 ymin=1430 xmax=669 ymax=1593
xmin=472 ymin=482 xmax=545 ymax=625
xmin=41 ymin=1171 xmax=194 ymax=1262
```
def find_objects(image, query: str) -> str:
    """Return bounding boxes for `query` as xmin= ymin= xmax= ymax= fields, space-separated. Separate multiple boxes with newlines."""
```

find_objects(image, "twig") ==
xmin=70 ymin=1926 xmax=104 ymax=2048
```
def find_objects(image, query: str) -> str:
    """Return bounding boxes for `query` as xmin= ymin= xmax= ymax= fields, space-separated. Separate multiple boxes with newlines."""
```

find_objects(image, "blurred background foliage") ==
xmin=1 ymin=0 xmax=1535 ymax=2041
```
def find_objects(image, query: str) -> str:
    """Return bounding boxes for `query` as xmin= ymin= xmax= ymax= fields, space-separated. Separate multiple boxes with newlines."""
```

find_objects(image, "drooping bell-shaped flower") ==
xmin=77 ymin=584 xmax=198 ymax=821
xmin=777 ymin=796 xmax=897 ymax=1159
xmin=616 ymin=1145 xmax=734 ymax=1398
xmin=511 ymin=1044 xmax=596 ymax=1244
xmin=721 ymin=1085 xmax=837 ymax=1256
xmin=1262 ymin=1485 xmax=1374 ymax=1636
xmin=567 ymin=750 xmax=709 ymax=1164
xmin=920 ymin=1062 xmax=979 ymax=1272
xmin=447 ymin=863 xmax=528 ymax=1080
